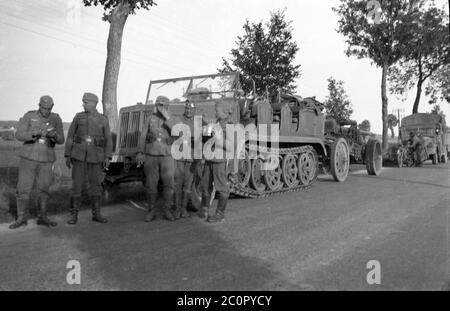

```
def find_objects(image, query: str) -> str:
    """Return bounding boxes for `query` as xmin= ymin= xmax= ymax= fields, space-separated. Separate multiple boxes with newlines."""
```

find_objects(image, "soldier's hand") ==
xmin=103 ymin=158 xmax=110 ymax=170
xmin=136 ymin=152 xmax=145 ymax=166
xmin=46 ymin=129 xmax=56 ymax=138
xmin=158 ymin=106 xmax=171 ymax=120
xmin=31 ymin=128 xmax=42 ymax=138
xmin=65 ymin=157 xmax=72 ymax=169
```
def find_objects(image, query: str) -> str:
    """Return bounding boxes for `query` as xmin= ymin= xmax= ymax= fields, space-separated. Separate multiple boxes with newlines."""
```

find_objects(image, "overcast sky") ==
xmin=0 ymin=0 xmax=448 ymax=133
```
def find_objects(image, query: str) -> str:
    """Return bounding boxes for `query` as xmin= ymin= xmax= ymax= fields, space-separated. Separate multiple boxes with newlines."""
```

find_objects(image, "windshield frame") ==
xmin=144 ymin=72 xmax=240 ymax=105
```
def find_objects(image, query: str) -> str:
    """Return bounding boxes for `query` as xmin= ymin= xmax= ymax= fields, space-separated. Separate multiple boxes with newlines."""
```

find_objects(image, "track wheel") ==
xmin=250 ymin=158 xmax=266 ymax=193
xmin=298 ymin=149 xmax=318 ymax=186
xmin=282 ymin=153 xmax=298 ymax=188
xmin=263 ymin=154 xmax=283 ymax=191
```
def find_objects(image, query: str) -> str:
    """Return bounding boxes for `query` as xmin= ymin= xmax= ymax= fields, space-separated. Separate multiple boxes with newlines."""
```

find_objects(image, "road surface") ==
xmin=0 ymin=162 xmax=449 ymax=290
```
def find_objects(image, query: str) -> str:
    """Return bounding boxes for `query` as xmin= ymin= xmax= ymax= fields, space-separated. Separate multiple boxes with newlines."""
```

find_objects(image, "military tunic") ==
xmin=201 ymin=119 xmax=233 ymax=198
xmin=174 ymin=114 xmax=198 ymax=195
xmin=15 ymin=110 xmax=64 ymax=202
xmin=137 ymin=112 xmax=178 ymax=200
xmin=65 ymin=110 xmax=113 ymax=197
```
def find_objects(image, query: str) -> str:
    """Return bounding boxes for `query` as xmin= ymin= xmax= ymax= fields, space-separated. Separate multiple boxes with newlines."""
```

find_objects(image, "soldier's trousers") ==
xmin=175 ymin=160 xmax=196 ymax=194
xmin=71 ymin=160 xmax=103 ymax=197
xmin=144 ymin=155 xmax=175 ymax=207
xmin=201 ymin=161 xmax=229 ymax=198
xmin=16 ymin=157 xmax=53 ymax=207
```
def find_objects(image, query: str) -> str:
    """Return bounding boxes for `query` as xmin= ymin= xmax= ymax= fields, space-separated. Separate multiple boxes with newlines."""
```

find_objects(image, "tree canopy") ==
xmin=388 ymin=4 xmax=449 ymax=113
xmin=334 ymin=0 xmax=420 ymax=149
xmin=324 ymin=77 xmax=353 ymax=124
xmin=221 ymin=9 xmax=301 ymax=97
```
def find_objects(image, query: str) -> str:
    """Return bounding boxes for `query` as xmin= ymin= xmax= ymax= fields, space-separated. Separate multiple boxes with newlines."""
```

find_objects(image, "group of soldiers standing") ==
xmin=9 ymin=93 xmax=232 ymax=229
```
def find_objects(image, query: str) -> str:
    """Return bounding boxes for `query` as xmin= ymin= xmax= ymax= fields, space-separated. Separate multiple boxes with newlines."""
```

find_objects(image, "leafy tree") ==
xmin=334 ymin=0 xmax=419 ymax=150
xmin=324 ymin=77 xmax=353 ymax=123
xmin=387 ymin=114 xmax=398 ymax=137
xmin=359 ymin=120 xmax=371 ymax=132
xmin=83 ymin=0 xmax=156 ymax=135
xmin=221 ymin=9 xmax=301 ymax=97
xmin=431 ymin=104 xmax=447 ymax=128
xmin=426 ymin=64 xmax=450 ymax=105
xmin=388 ymin=5 xmax=449 ymax=114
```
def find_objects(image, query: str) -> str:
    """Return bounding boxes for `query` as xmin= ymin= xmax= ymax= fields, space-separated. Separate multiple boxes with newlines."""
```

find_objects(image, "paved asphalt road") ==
xmin=0 ymin=162 xmax=449 ymax=291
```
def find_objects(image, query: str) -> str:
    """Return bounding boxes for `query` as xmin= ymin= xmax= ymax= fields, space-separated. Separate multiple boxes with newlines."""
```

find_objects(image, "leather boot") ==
xmin=68 ymin=196 xmax=80 ymax=225
xmin=37 ymin=196 xmax=57 ymax=227
xmin=162 ymin=190 xmax=175 ymax=222
xmin=91 ymin=196 xmax=108 ymax=223
xmin=180 ymin=193 xmax=190 ymax=218
xmin=197 ymin=193 xmax=210 ymax=219
xmin=145 ymin=193 xmax=157 ymax=222
xmin=172 ymin=191 xmax=183 ymax=219
xmin=207 ymin=194 xmax=228 ymax=223
xmin=9 ymin=198 xmax=28 ymax=229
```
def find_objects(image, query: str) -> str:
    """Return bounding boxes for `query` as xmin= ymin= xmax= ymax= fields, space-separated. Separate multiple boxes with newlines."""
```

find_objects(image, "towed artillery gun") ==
xmin=323 ymin=118 xmax=383 ymax=179
xmin=104 ymin=72 xmax=352 ymax=199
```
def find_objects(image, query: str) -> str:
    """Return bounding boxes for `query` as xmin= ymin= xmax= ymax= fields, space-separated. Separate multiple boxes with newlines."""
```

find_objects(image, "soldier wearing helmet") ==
xmin=10 ymin=95 xmax=65 ymax=229
xmin=136 ymin=96 xmax=180 ymax=222
xmin=65 ymin=92 xmax=113 ymax=225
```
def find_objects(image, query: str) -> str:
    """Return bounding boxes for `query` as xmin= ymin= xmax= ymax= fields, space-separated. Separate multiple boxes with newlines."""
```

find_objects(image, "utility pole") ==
xmin=391 ymin=108 xmax=405 ymax=141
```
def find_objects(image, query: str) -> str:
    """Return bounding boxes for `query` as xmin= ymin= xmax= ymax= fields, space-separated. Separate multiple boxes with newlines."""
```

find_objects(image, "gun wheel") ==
xmin=330 ymin=137 xmax=349 ymax=182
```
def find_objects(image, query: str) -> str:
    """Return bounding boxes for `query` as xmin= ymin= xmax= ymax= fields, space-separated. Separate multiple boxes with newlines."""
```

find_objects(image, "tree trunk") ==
xmin=381 ymin=63 xmax=389 ymax=151
xmin=102 ymin=2 xmax=130 ymax=146
xmin=412 ymin=78 xmax=423 ymax=114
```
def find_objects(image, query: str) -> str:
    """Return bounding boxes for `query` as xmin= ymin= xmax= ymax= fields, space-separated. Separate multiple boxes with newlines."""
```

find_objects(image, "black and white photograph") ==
xmin=0 ymin=0 xmax=449 ymax=294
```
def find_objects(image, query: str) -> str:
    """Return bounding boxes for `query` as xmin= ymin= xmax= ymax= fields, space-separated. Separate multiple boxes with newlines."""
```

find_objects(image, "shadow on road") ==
xmin=35 ymin=205 xmax=300 ymax=291
xmin=351 ymin=174 xmax=450 ymax=189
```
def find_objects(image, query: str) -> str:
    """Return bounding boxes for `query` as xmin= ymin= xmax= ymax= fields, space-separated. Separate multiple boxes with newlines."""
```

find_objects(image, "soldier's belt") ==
xmin=74 ymin=135 xmax=106 ymax=147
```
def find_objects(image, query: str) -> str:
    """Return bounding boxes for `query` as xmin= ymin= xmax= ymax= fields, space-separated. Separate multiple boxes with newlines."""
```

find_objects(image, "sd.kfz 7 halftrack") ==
xmin=105 ymin=72 xmax=363 ymax=198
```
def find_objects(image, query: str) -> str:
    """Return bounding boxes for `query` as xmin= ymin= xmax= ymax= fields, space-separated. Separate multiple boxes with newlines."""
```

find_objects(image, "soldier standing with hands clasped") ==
xmin=136 ymin=96 xmax=179 ymax=222
xmin=65 ymin=92 xmax=113 ymax=225
xmin=10 ymin=95 xmax=64 ymax=229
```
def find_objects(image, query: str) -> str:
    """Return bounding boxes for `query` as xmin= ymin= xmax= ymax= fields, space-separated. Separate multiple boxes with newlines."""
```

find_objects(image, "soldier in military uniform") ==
xmin=173 ymin=100 xmax=198 ymax=219
xmin=9 ymin=95 xmax=65 ymax=229
xmin=199 ymin=102 xmax=234 ymax=223
xmin=65 ymin=92 xmax=113 ymax=224
xmin=136 ymin=96 xmax=179 ymax=222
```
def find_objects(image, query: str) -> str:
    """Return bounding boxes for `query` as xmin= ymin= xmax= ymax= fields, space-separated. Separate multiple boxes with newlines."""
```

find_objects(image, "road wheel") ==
xmin=298 ymin=149 xmax=318 ymax=186
xmin=236 ymin=150 xmax=251 ymax=187
xmin=441 ymin=154 xmax=447 ymax=164
xmin=264 ymin=155 xmax=283 ymax=191
xmin=282 ymin=153 xmax=299 ymax=188
xmin=250 ymin=158 xmax=266 ymax=193
xmin=330 ymin=137 xmax=349 ymax=182
xmin=365 ymin=139 xmax=382 ymax=176
xmin=432 ymin=152 xmax=438 ymax=165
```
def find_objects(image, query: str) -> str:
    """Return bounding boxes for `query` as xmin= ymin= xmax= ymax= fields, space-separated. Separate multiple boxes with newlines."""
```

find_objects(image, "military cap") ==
xmin=155 ymin=96 xmax=170 ymax=105
xmin=82 ymin=92 xmax=99 ymax=104
xmin=185 ymin=99 xmax=195 ymax=108
xmin=39 ymin=95 xmax=54 ymax=108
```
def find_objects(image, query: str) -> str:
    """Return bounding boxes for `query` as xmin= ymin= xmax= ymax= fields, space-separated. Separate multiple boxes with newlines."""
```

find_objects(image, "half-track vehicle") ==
xmin=105 ymin=72 xmax=351 ymax=198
